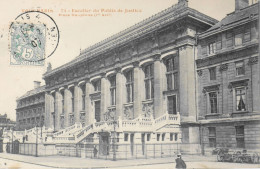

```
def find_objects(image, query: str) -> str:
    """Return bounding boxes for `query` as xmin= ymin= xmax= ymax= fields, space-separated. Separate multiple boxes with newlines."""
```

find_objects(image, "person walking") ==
xmin=93 ymin=145 xmax=98 ymax=158
xmin=175 ymin=153 xmax=186 ymax=169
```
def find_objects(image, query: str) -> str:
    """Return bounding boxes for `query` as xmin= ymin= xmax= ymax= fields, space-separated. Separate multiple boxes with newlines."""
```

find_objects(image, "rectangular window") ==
xmin=144 ymin=64 xmax=154 ymax=100
xmin=162 ymin=133 xmax=165 ymax=141
xmin=209 ymin=67 xmax=216 ymax=80
xmin=236 ymin=126 xmax=245 ymax=148
xmin=147 ymin=134 xmax=151 ymax=141
xmin=175 ymin=134 xmax=178 ymax=141
xmin=168 ymin=95 xmax=177 ymax=114
xmin=81 ymin=85 xmax=86 ymax=110
xmin=170 ymin=133 xmax=173 ymax=141
xmin=157 ymin=134 xmax=160 ymax=141
xmin=236 ymin=61 xmax=245 ymax=76
xmin=208 ymin=42 xmax=216 ymax=54
xmin=235 ymin=33 xmax=243 ymax=46
xmin=126 ymin=70 xmax=134 ymax=103
xmin=166 ymin=57 xmax=178 ymax=90
xmin=93 ymin=80 xmax=101 ymax=92
xmin=110 ymin=75 xmax=116 ymax=106
xmin=236 ymin=88 xmax=246 ymax=111
xmin=61 ymin=91 xmax=64 ymax=114
xmin=226 ymin=32 xmax=233 ymax=47
xmin=117 ymin=133 xmax=120 ymax=142
xmin=209 ymin=92 xmax=217 ymax=114
xmin=244 ymin=26 xmax=251 ymax=42
xmin=208 ymin=127 xmax=216 ymax=148
xmin=124 ymin=133 xmax=129 ymax=142
xmin=70 ymin=88 xmax=75 ymax=112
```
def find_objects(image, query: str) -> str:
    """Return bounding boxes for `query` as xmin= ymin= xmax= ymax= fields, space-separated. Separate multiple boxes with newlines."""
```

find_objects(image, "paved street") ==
xmin=0 ymin=158 xmax=52 ymax=169
xmin=112 ymin=162 xmax=260 ymax=169
xmin=0 ymin=153 xmax=259 ymax=169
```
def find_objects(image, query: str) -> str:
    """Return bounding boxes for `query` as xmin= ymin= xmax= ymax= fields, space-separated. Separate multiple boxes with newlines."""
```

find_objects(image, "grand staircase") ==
xmin=51 ymin=113 xmax=180 ymax=144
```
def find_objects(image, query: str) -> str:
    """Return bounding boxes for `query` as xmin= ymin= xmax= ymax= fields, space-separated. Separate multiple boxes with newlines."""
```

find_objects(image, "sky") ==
xmin=0 ymin=0 xmax=237 ymax=120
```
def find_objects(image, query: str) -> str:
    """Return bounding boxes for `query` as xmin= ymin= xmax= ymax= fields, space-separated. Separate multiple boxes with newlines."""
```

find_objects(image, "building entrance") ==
xmin=99 ymin=132 xmax=110 ymax=155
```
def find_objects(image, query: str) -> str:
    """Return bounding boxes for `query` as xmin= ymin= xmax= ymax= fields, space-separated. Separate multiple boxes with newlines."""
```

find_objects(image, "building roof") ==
xmin=43 ymin=2 xmax=218 ymax=78
xmin=17 ymin=86 xmax=45 ymax=101
xmin=201 ymin=3 xmax=259 ymax=36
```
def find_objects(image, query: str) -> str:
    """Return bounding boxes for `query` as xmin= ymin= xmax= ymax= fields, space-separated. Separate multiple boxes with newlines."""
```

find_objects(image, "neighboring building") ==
xmin=16 ymin=81 xmax=45 ymax=130
xmin=196 ymin=0 xmax=260 ymax=154
xmin=42 ymin=0 xmax=217 ymax=156
xmin=0 ymin=114 xmax=16 ymax=130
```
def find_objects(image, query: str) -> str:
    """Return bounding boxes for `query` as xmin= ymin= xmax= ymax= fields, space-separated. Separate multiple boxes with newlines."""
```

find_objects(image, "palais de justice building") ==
xmin=43 ymin=0 xmax=217 ymax=154
xmin=12 ymin=0 xmax=259 ymax=157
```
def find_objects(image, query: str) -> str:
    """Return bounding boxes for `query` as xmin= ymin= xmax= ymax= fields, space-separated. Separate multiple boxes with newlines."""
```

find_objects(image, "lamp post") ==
xmin=35 ymin=124 xmax=38 ymax=157
xmin=11 ymin=127 xmax=14 ymax=154
xmin=112 ymin=117 xmax=117 ymax=161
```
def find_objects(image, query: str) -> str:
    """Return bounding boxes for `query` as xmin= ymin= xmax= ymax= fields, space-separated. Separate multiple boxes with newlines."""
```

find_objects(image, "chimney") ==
xmin=235 ymin=0 xmax=249 ymax=11
xmin=34 ymin=81 xmax=41 ymax=89
xmin=178 ymin=0 xmax=188 ymax=6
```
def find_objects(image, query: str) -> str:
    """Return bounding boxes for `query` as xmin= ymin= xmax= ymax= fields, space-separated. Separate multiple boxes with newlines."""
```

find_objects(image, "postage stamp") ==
xmin=9 ymin=11 xmax=59 ymax=66
xmin=10 ymin=22 xmax=46 ymax=65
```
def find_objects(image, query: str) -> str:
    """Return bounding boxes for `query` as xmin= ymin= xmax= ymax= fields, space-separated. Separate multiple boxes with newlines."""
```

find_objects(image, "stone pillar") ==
xmin=85 ymin=81 xmax=94 ymax=125
xmin=101 ymin=75 xmax=109 ymax=121
xmin=133 ymin=62 xmax=142 ymax=119
xmin=55 ymin=91 xmax=61 ymax=131
xmin=64 ymin=88 xmax=70 ymax=127
xmin=220 ymin=64 xmax=228 ymax=114
xmin=74 ymin=85 xmax=80 ymax=123
xmin=44 ymin=92 xmax=52 ymax=128
xmin=178 ymin=45 xmax=196 ymax=121
xmin=116 ymin=69 xmax=124 ymax=119
xmin=153 ymin=54 xmax=164 ymax=118
xmin=178 ymin=45 xmax=200 ymax=154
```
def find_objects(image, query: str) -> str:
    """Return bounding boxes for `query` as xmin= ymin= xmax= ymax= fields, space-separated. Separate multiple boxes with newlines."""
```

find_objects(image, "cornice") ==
xmin=43 ymin=5 xmax=217 ymax=78
xmin=196 ymin=43 xmax=258 ymax=68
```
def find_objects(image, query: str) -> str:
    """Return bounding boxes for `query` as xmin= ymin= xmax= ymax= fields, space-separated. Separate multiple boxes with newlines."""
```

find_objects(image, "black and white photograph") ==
xmin=0 ymin=0 xmax=259 ymax=168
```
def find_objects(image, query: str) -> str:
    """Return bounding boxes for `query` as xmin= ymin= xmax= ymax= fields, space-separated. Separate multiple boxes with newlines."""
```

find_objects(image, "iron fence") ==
xmin=2 ymin=142 xmax=259 ymax=162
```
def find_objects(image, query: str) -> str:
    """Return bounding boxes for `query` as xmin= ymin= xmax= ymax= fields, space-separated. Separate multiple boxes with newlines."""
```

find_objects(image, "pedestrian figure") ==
xmin=175 ymin=153 xmax=186 ymax=169
xmin=93 ymin=145 xmax=98 ymax=158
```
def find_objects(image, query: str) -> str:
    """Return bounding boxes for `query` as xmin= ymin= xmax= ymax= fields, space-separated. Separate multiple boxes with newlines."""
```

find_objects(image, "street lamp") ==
xmin=11 ymin=127 xmax=14 ymax=154
xmin=35 ymin=124 xmax=38 ymax=157
xmin=112 ymin=117 xmax=117 ymax=161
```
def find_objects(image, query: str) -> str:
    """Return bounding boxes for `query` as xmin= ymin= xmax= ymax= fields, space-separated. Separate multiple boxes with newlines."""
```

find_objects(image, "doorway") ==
xmin=99 ymin=133 xmax=110 ymax=155
xmin=130 ymin=134 xmax=134 ymax=156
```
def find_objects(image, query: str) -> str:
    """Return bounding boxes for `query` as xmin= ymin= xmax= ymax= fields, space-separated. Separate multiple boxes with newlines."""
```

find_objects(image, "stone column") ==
xmin=179 ymin=45 xmax=200 ymax=153
xmin=74 ymin=85 xmax=80 ymax=123
xmin=44 ymin=92 xmax=52 ymax=128
xmin=101 ymin=74 xmax=109 ymax=121
xmin=85 ymin=81 xmax=94 ymax=125
xmin=178 ymin=45 xmax=196 ymax=120
xmin=55 ymin=91 xmax=61 ymax=131
xmin=153 ymin=54 xmax=164 ymax=119
xmin=220 ymin=64 xmax=228 ymax=114
xmin=133 ymin=62 xmax=142 ymax=119
xmin=116 ymin=68 xmax=124 ymax=119
xmin=64 ymin=88 xmax=70 ymax=127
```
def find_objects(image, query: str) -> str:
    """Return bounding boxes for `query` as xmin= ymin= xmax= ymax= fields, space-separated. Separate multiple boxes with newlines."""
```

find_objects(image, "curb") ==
xmin=0 ymin=156 xmax=175 ymax=169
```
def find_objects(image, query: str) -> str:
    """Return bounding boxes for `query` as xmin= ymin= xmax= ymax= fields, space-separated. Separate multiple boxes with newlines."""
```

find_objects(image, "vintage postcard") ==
xmin=0 ymin=0 xmax=259 ymax=168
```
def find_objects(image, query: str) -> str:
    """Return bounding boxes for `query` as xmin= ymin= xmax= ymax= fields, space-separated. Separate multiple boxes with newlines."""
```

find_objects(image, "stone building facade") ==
xmin=42 ymin=0 xmax=217 ymax=155
xmin=16 ymin=81 xmax=45 ymax=130
xmin=196 ymin=0 xmax=260 ymax=154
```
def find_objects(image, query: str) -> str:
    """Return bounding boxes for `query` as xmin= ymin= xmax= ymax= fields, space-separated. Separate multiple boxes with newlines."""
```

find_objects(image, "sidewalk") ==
xmin=0 ymin=153 xmax=217 ymax=168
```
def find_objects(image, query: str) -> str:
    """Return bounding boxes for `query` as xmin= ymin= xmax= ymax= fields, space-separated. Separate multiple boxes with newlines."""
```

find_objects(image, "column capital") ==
xmin=115 ymin=67 xmax=122 ymax=73
xmin=132 ymin=61 xmax=140 ymax=68
xmin=152 ymin=53 xmax=161 ymax=61
xmin=219 ymin=63 xmax=228 ymax=72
